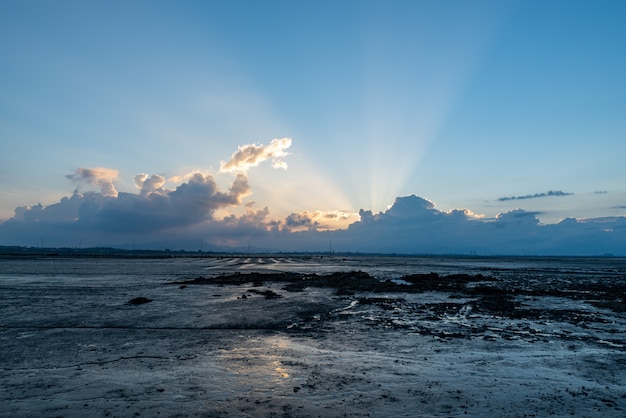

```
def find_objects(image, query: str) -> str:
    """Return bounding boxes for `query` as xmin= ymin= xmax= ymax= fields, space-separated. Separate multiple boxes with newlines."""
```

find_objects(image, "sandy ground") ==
xmin=1 ymin=256 xmax=625 ymax=417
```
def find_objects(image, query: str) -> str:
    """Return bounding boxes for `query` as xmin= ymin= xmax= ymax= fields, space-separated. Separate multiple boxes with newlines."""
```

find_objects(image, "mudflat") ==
xmin=1 ymin=256 xmax=625 ymax=417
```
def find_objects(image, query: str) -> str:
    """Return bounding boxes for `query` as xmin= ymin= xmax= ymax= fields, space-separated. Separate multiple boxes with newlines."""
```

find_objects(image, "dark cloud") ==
xmin=1 ymin=171 xmax=251 ymax=244
xmin=284 ymin=212 xmax=326 ymax=232
xmin=98 ymin=173 xmax=250 ymax=232
xmin=497 ymin=190 xmax=574 ymax=202
xmin=1 ymin=184 xmax=625 ymax=255
xmin=321 ymin=196 xmax=624 ymax=255
xmin=283 ymin=210 xmax=357 ymax=232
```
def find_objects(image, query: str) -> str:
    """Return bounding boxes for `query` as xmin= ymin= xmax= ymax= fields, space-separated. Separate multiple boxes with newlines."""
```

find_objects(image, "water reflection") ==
xmin=217 ymin=335 xmax=300 ymax=393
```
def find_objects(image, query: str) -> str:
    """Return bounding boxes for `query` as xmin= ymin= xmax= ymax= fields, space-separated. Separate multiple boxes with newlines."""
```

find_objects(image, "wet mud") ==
xmin=1 ymin=256 xmax=625 ymax=417
xmin=171 ymin=270 xmax=625 ymax=347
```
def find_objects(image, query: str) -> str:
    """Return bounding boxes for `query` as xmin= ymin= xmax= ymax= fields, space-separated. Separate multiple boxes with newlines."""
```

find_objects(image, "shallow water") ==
xmin=1 ymin=255 xmax=625 ymax=417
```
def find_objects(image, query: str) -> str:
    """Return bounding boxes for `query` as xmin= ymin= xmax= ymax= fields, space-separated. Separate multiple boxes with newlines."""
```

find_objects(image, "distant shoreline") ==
xmin=0 ymin=245 xmax=620 ymax=260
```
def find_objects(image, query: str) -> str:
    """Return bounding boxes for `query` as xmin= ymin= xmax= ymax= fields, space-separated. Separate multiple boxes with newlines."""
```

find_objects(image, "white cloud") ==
xmin=66 ymin=167 xmax=119 ymax=197
xmin=135 ymin=173 xmax=166 ymax=195
xmin=219 ymin=137 xmax=292 ymax=173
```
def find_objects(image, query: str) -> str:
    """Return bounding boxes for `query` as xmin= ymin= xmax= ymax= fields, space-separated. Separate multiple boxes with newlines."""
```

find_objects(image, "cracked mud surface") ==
xmin=1 ymin=256 xmax=625 ymax=417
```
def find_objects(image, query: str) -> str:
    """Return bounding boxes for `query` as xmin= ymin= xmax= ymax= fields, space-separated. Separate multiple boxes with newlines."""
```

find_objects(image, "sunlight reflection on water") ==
xmin=216 ymin=335 xmax=301 ymax=393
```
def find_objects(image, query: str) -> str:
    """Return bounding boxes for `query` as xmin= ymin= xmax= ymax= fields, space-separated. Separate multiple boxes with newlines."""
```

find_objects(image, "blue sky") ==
xmin=1 ymin=0 xmax=625 ymax=253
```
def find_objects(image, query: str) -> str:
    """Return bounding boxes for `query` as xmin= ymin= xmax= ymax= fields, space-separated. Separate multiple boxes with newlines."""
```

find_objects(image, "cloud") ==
xmin=282 ymin=210 xmax=357 ymax=232
xmin=97 ymin=172 xmax=250 ymax=232
xmin=284 ymin=212 xmax=317 ymax=230
xmin=193 ymin=194 xmax=626 ymax=255
xmin=323 ymin=195 xmax=625 ymax=255
xmin=497 ymin=190 xmax=574 ymax=202
xmin=166 ymin=170 xmax=214 ymax=185
xmin=2 ymin=169 xmax=251 ymax=245
xmin=0 ymin=138 xmax=293 ymax=248
xmin=220 ymin=137 xmax=292 ymax=173
xmin=12 ymin=193 xmax=85 ymax=223
xmin=2 ymin=157 xmax=626 ymax=255
xmin=135 ymin=173 xmax=166 ymax=195
xmin=2 ymin=190 xmax=626 ymax=255
xmin=66 ymin=167 xmax=119 ymax=197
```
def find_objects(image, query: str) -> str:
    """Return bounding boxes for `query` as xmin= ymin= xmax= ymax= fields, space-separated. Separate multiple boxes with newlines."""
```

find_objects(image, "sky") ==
xmin=1 ymin=0 xmax=625 ymax=254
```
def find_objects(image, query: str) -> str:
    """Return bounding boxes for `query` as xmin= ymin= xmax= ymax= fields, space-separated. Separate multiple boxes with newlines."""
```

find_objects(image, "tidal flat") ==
xmin=1 ymin=255 xmax=625 ymax=417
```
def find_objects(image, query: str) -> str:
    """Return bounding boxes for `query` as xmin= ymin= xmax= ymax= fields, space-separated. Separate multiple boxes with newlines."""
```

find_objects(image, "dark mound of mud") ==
xmin=246 ymin=288 xmax=283 ymax=299
xmin=169 ymin=271 xmax=498 ymax=295
xmin=170 ymin=271 xmax=302 ymax=287
xmin=402 ymin=272 xmax=497 ymax=290
xmin=282 ymin=271 xmax=384 ymax=293
xmin=128 ymin=297 xmax=152 ymax=305
xmin=168 ymin=270 xmax=625 ymax=316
